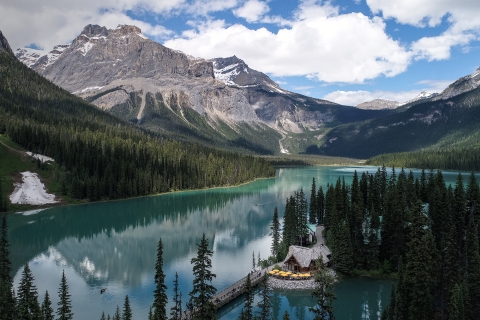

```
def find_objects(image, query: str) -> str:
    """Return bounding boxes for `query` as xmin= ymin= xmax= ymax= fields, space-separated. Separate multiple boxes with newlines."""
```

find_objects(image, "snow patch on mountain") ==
xmin=399 ymin=91 xmax=438 ymax=106
xmin=213 ymin=62 xmax=241 ymax=86
xmin=72 ymin=86 xmax=104 ymax=94
xmin=15 ymin=48 xmax=48 ymax=66
xmin=10 ymin=172 xmax=58 ymax=205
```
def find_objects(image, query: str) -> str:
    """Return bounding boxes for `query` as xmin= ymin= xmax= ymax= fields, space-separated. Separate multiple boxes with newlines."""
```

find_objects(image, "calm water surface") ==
xmin=7 ymin=166 xmax=477 ymax=320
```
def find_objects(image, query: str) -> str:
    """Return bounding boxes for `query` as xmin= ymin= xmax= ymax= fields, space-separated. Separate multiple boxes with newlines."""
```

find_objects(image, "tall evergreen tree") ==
xmin=123 ymin=295 xmax=132 ymax=320
xmin=465 ymin=213 xmax=480 ymax=319
xmin=0 ymin=214 xmax=16 ymax=320
xmin=255 ymin=273 xmax=272 ymax=320
xmin=309 ymin=178 xmax=317 ymax=225
xmin=333 ymin=220 xmax=354 ymax=275
xmin=309 ymin=255 xmax=336 ymax=320
xmin=113 ymin=305 xmax=121 ymax=320
xmin=270 ymin=207 xmax=281 ymax=262
xmin=316 ymin=186 xmax=325 ymax=225
xmin=16 ymin=263 xmax=41 ymax=319
xmin=403 ymin=200 xmax=437 ymax=320
xmin=41 ymin=291 xmax=54 ymax=320
xmin=56 ymin=270 xmax=73 ymax=320
xmin=189 ymin=234 xmax=217 ymax=320
xmin=448 ymin=283 xmax=465 ymax=320
xmin=170 ymin=272 xmax=182 ymax=320
xmin=282 ymin=310 xmax=290 ymax=320
xmin=240 ymin=274 xmax=253 ymax=320
xmin=153 ymin=238 xmax=168 ymax=320
xmin=0 ymin=178 xmax=6 ymax=213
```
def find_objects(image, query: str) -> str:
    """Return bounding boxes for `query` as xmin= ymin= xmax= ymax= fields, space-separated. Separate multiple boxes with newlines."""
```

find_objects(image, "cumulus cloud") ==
xmin=323 ymin=79 xmax=452 ymax=106
xmin=367 ymin=0 xmax=480 ymax=61
xmin=165 ymin=1 xmax=412 ymax=83
xmin=233 ymin=0 xmax=270 ymax=23
xmin=0 ymin=0 xmax=182 ymax=50
xmin=187 ymin=0 xmax=239 ymax=16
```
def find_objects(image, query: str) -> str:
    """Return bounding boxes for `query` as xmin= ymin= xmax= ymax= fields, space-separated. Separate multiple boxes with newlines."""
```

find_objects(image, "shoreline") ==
xmin=6 ymin=174 xmax=277 ymax=214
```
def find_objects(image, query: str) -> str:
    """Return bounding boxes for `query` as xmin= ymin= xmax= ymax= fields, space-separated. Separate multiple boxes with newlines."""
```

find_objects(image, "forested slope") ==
xmin=312 ymin=85 xmax=480 ymax=170
xmin=0 ymin=50 xmax=275 ymax=203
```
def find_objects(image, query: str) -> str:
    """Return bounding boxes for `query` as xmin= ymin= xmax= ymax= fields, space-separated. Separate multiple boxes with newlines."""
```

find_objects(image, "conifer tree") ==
xmin=0 ymin=214 xmax=16 ymax=320
xmin=309 ymin=255 xmax=335 ymax=320
xmin=56 ymin=270 xmax=73 ymax=320
xmin=123 ymin=295 xmax=132 ymax=320
xmin=282 ymin=310 xmax=290 ymax=320
xmin=255 ymin=273 xmax=272 ymax=320
xmin=252 ymin=251 xmax=256 ymax=271
xmin=100 ymin=311 xmax=106 ymax=320
xmin=153 ymin=238 xmax=168 ymax=320
xmin=270 ymin=207 xmax=281 ymax=261
xmin=448 ymin=283 xmax=465 ymax=320
xmin=41 ymin=290 xmax=54 ymax=320
xmin=333 ymin=220 xmax=354 ymax=275
xmin=465 ymin=213 xmax=480 ymax=318
xmin=316 ymin=186 xmax=325 ymax=225
xmin=189 ymin=234 xmax=217 ymax=320
xmin=309 ymin=178 xmax=317 ymax=225
xmin=113 ymin=305 xmax=121 ymax=320
xmin=16 ymin=263 xmax=41 ymax=319
xmin=403 ymin=200 xmax=437 ymax=320
xmin=170 ymin=272 xmax=182 ymax=320
xmin=241 ymin=274 xmax=253 ymax=320
xmin=0 ymin=178 xmax=6 ymax=213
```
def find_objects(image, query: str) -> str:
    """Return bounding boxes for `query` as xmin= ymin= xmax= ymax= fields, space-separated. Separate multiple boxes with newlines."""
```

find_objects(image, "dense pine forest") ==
xmin=0 ymin=50 xmax=275 ymax=203
xmin=269 ymin=167 xmax=480 ymax=319
xmin=318 ymin=167 xmax=480 ymax=319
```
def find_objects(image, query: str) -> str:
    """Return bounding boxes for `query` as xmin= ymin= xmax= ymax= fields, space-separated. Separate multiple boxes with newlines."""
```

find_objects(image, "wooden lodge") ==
xmin=283 ymin=245 xmax=332 ymax=272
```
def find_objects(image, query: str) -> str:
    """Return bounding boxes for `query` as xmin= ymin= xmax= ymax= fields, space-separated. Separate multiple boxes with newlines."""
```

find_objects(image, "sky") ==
xmin=1 ymin=0 xmax=480 ymax=106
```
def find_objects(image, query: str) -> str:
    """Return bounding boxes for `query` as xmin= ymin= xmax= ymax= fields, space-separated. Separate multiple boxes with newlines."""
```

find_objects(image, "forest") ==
xmin=0 ymin=50 xmax=275 ymax=206
xmin=269 ymin=167 xmax=480 ymax=319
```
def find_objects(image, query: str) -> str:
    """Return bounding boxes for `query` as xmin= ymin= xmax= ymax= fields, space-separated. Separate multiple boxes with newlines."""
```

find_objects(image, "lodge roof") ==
xmin=283 ymin=245 xmax=331 ymax=267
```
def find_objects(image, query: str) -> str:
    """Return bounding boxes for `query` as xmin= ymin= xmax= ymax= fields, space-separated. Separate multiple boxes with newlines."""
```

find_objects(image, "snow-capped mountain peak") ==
xmin=399 ymin=91 xmax=438 ymax=106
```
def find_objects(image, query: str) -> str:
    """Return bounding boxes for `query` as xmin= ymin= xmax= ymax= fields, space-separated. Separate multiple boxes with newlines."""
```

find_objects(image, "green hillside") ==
xmin=0 ymin=50 xmax=275 ymax=209
xmin=307 ymin=85 xmax=480 ymax=170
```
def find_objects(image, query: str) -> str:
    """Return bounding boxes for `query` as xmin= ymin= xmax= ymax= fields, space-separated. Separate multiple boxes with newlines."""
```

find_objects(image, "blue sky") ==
xmin=1 ymin=0 xmax=480 ymax=105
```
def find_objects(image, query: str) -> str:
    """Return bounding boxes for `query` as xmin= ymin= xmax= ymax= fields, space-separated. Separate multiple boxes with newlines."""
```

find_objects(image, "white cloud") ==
xmin=367 ymin=0 xmax=480 ymax=61
xmin=323 ymin=79 xmax=451 ymax=106
xmin=187 ymin=0 xmax=239 ymax=16
xmin=233 ymin=0 xmax=270 ymax=23
xmin=0 ymin=0 xmax=182 ymax=50
xmin=165 ymin=1 xmax=412 ymax=83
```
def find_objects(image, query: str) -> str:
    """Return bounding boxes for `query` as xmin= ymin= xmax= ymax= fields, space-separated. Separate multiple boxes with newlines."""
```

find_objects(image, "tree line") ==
xmin=0 ymin=50 xmax=275 ymax=203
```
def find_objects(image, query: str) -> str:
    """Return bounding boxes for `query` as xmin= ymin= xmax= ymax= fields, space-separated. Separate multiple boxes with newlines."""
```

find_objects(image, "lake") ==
xmin=7 ymin=166 xmax=476 ymax=319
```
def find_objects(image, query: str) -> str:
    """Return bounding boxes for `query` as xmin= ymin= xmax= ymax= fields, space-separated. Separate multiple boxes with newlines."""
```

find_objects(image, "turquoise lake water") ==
xmin=7 ymin=166 xmax=476 ymax=319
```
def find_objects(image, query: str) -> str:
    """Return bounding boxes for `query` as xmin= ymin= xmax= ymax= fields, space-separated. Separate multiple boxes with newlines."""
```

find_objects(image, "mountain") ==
xmin=0 ymin=31 xmax=275 ymax=204
xmin=0 ymin=30 xmax=13 ymax=55
xmin=399 ymin=91 xmax=439 ymax=106
xmin=433 ymin=67 xmax=480 ymax=100
xmin=356 ymin=99 xmax=400 ymax=110
xmin=311 ymin=74 xmax=480 ymax=159
xmin=15 ymin=24 xmax=390 ymax=155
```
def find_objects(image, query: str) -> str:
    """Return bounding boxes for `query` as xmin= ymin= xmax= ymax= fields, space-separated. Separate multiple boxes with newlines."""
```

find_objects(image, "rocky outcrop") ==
xmin=434 ymin=67 xmax=480 ymax=100
xmin=356 ymin=99 xmax=399 ymax=110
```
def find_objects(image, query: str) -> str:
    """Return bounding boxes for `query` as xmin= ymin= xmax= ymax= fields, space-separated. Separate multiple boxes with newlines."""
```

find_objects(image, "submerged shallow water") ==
xmin=7 ymin=166 xmax=476 ymax=319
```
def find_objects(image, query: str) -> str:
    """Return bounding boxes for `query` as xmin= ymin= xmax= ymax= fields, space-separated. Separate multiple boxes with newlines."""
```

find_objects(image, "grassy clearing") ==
xmin=0 ymin=135 xmax=67 ymax=212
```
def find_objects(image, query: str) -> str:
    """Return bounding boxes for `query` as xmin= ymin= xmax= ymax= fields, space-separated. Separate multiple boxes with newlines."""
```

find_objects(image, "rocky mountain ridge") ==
xmin=356 ymin=99 xmax=399 ymax=110
xmin=13 ymin=24 xmax=390 ymax=154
